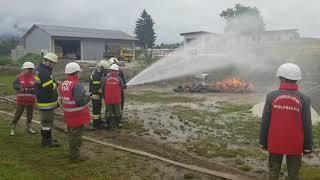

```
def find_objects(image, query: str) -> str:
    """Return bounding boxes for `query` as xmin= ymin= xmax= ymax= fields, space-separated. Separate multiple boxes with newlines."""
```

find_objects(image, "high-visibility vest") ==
xmin=59 ymin=75 xmax=90 ymax=128
xmin=104 ymin=72 xmax=122 ymax=105
xmin=268 ymin=83 xmax=304 ymax=155
xmin=16 ymin=73 xmax=36 ymax=105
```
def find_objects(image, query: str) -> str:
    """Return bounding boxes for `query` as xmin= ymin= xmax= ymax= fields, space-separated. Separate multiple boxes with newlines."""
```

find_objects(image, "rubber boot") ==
xmin=41 ymin=129 xmax=48 ymax=146
xmin=26 ymin=123 xmax=36 ymax=134
xmin=115 ymin=116 xmax=122 ymax=128
xmin=105 ymin=117 xmax=112 ymax=129
xmin=94 ymin=119 xmax=106 ymax=129
xmin=10 ymin=123 xmax=16 ymax=136
xmin=47 ymin=129 xmax=60 ymax=147
xmin=41 ymin=129 xmax=60 ymax=147
xmin=83 ymin=124 xmax=95 ymax=131
xmin=93 ymin=119 xmax=100 ymax=128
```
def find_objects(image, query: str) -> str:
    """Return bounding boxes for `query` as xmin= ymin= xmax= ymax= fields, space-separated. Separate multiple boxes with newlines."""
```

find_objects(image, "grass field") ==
xmin=0 ymin=117 xmax=166 ymax=180
xmin=0 ymin=75 xmax=16 ymax=95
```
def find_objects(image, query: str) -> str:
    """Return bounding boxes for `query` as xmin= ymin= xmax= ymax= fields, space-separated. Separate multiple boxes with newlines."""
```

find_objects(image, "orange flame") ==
xmin=211 ymin=78 xmax=254 ymax=93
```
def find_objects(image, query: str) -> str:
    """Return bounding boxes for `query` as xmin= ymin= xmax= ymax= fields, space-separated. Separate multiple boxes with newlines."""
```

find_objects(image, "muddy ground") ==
xmin=121 ymin=86 xmax=320 ymax=179
xmin=1 ymin=85 xmax=320 ymax=179
xmin=0 ymin=98 xmax=223 ymax=180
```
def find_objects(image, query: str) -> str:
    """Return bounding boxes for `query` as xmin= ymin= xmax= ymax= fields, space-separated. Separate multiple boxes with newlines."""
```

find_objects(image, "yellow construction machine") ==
xmin=103 ymin=44 xmax=134 ymax=62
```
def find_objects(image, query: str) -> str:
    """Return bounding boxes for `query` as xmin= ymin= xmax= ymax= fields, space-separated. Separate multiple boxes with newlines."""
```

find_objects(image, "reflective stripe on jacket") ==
xmin=89 ymin=68 xmax=104 ymax=94
xmin=59 ymin=75 xmax=90 ymax=128
xmin=35 ymin=63 xmax=58 ymax=110
xmin=16 ymin=73 xmax=36 ymax=105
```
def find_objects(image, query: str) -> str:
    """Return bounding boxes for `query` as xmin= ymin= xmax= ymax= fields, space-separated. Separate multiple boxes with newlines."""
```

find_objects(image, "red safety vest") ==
xmin=268 ymin=83 xmax=304 ymax=155
xmin=16 ymin=72 xmax=36 ymax=105
xmin=104 ymin=72 xmax=122 ymax=105
xmin=59 ymin=75 xmax=90 ymax=128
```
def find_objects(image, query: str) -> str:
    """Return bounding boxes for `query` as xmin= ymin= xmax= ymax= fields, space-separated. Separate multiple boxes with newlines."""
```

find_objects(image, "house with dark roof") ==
xmin=22 ymin=24 xmax=137 ymax=60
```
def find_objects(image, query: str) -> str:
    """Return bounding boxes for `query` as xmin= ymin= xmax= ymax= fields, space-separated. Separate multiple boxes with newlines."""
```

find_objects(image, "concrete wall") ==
xmin=25 ymin=27 xmax=51 ymax=51
xmin=81 ymin=39 xmax=105 ymax=60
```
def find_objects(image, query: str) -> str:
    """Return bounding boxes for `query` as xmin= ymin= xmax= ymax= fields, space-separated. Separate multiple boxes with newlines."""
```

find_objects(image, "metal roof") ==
xmin=180 ymin=31 xmax=219 ymax=36
xmin=23 ymin=24 xmax=137 ymax=41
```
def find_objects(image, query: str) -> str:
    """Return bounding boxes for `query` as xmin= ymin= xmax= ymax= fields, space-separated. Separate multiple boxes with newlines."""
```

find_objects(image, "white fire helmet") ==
xmin=65 ymin=62 xmax=82 ymax=74
xmin=276 ymin=63 xmax=302 ymax=80
xmin=98 ymin=60 xmax=110 ymax=70
xmin=110 ymin=64 xmax=119 ymax=71
xmin=109 ymin=57 xmax=119 ymax=65
xmin=21 ymin=62 xmax=35 ymax=69
xmin=44 ymin=52 xmax=58 ymax=63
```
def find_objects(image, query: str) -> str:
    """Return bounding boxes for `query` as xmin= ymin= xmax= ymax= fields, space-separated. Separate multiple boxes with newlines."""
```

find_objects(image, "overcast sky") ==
xmin=1 ymin=0 xmax=320 ymax=43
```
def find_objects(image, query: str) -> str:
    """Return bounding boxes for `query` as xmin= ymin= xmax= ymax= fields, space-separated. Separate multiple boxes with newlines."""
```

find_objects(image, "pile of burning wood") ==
xmin=210 ymin=78 xmax=254 ymax=93
xmin=173 ymin=78 xmax=254 ymax=93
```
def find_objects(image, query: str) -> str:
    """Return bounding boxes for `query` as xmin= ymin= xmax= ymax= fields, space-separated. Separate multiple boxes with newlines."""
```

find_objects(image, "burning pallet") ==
xmin=210 ymin=78 xmax=254 ymax=93
xmin=173 ymin=78 xmax=254 ymax=93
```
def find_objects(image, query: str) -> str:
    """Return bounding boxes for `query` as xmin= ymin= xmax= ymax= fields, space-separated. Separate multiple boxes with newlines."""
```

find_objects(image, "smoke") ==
xmin=224 ymin=12 xmax=265 ymax=34
xmin=128 ymin=12 xmax=320 ymax=89
xmin=127 ymin=32 xmax=278 ymax=86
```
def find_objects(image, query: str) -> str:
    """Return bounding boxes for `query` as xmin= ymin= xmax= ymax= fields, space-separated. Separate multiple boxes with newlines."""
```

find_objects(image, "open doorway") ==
xmin=54 ymin=40 xmax=81 ymax=60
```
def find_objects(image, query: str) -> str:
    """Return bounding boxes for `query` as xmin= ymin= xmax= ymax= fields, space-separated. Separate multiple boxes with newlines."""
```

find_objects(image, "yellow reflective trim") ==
xmin=35 ymin=76 xmax=40 ymax=81
xmin=37 ymin=101 xmax=58 ymax=108
xmin=92 ymin=114 xmax=101 ymax=119
xmin=92 ymin=81 xmax=101 ymax=85
xmin=53 ymin=82 xmax=57 ymax=90
xmin=42 ymin=80 xmax=53 ymax=87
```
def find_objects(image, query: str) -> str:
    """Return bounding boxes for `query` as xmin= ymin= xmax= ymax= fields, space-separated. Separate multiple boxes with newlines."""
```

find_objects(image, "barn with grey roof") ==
xmin=23 ymin=24 xmax=137 ymax=60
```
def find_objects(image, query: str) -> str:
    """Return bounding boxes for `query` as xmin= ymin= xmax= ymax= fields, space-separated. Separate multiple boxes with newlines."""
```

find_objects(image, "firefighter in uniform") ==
xmin=35 ymin=52 xmax=60 ymax=147
xmin=59 ymin=62 xmax=90 ymax=161
xmin=89 ymin=60 xmax=110 ymax=128
xmin=260 ymin=63 xmax=313 ymax=180
xmin=10 ymin=62 xmax=37 ymax=136
xmin=108 ymin=57 xmax=126 ymax=111
xmin=101 ymin=64 xmax=125 ymax=128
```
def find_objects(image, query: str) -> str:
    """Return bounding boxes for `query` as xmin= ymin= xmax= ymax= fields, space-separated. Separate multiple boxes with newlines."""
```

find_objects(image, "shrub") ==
xmin=17 ymin=53 xmax=43 ymax=66
xmin=136 ymin=49 xmax=159 ymax=68
xmin=0 ymin=56 xmax=14 ymax=65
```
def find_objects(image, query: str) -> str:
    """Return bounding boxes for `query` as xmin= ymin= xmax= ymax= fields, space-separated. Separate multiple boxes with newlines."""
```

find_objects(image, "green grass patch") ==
xmin=127 ymin=91 xmax=203 ymax=103
xmin=0 ymin=75 xmax=16 ymax=95
xmin=123 ymin=120 xmax=147 ymax=135
xmin=216 ymin=101 xmax=252 ymax=114
xmin=300 ymin=166 xmax=320 ymax=179
xmin=313 ymin=122 xmax=320 ymax=148
xmin=238 ymin=165 xmax=252 ymax=172
xmin=172 ymin=105 xmax=220 ymax=127
xmin=224 ymin=116 xmax=260 ymax=145
xmin=0 ymin=117 xmax=157 ymax=179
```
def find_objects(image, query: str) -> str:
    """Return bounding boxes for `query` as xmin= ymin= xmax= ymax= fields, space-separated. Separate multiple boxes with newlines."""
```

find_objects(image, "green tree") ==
xmin=220 ymin=4 xmax=265 ymax=34
xmin=134 ymin=9 xmax=156 ymax=48
xmin=0 ymin=35 xmax=19 ymax=56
